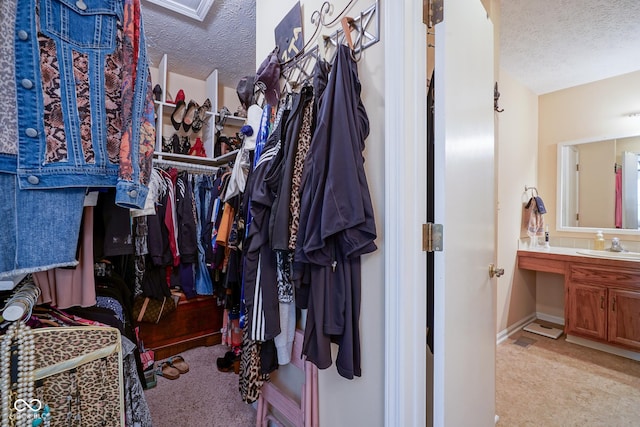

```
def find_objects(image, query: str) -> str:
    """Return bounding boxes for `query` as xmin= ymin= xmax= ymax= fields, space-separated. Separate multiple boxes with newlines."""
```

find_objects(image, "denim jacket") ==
xmin=0 ymin=0 xmax=155 ymax=209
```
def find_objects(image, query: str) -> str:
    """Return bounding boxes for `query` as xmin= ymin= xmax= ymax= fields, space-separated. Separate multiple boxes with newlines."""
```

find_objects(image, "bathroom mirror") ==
xmin=557 ymin=135 xmax=640 ymax=233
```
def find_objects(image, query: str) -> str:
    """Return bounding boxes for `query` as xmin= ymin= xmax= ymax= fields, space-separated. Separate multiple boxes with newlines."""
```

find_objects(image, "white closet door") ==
xmin=433 ymin=1 xmax=496 ymax=426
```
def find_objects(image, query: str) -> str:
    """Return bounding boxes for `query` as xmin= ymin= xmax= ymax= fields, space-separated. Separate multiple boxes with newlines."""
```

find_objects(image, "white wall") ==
xmin=496 ymin=69 xmax=538 ymax=333
xmin=256 ymin=1 xmax=386 ymax=425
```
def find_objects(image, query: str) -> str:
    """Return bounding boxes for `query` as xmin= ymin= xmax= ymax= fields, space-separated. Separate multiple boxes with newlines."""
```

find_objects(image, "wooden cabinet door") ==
xmin=567 ymin=282 xmax=607 ymax=341
xmin=608 ymin=288 xmax=640 ymax=350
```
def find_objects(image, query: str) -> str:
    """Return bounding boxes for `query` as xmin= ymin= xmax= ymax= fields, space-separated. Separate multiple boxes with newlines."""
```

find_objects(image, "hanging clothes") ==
xmin=296 ymin=44 xmax=377 ymax=379
xmin=0 ymin=0 xmax=155 ymax=279
xmin=2 ymin=0 xmax=155 ymax=205
xmin=243 ymin=107 xmax=291 ymax=342
xmin=33 ymin=206 xmax=97 ymax=309
xmin=270 ymin=85 xmax=315 ymax=251
xmin=193 ymin=175 xmax=215 ymax=295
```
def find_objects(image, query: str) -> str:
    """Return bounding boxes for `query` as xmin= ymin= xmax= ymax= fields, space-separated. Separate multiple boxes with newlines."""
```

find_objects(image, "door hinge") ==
xmin=423 ymin=0 xmax=444 ymax=28
xmin=576 ymin=213 xmax=579 ymax=221
xmin=422 ymin=223 xmax=443 ymax=252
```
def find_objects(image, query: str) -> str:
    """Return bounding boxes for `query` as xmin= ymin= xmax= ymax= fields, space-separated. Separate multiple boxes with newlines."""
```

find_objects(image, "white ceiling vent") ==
xmin=144 ymin=0 xmax=214 ymax=21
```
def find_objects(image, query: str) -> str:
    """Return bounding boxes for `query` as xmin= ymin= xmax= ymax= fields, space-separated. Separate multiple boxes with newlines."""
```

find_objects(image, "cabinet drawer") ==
xmin=518 ymin=255 xmax=566 ymax=274
xmin=570 ymin=264 xmax=640 ymax=287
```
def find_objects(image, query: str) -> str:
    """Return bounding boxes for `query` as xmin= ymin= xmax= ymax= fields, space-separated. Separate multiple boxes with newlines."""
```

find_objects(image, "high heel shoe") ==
xmin=162 ymin=136 xmax=174 ymax=153
xmin=182 ymin=100 xmax=199 ymax=132
xmin=171 ymin=134 xmax=181 ymax=154
xmin=153 ymin=84 xmax=162 ymax=102
xmin=179 ymin=136 xmax=191 ymax=154
xmin=170 ymin=99 xmax=187 ymax=131
xmin=188 ymin=137 xmax=206 ymax=157
xmin=175 ymin=89 xmax=185 ymax=103
xmin=191 ymin=98 xmax=211 ymax=133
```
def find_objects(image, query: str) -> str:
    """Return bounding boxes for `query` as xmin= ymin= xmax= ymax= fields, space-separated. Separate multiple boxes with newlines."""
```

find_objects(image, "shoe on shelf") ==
xmin=182 ymin=100 xmax=199 ymax=132
xmin=188 ymin=137 xmax=207 ymax=157
xmin=153 ymin=84 xmax=162 ymax=102
xmin=171 ymin=134 xmax=181 ymax=153
xmin=170 ymin=99 xmax=187 ymax=131
xmin=179 ymin=136 xmax=191 ymax=154
xmin=191 ymin=98 xmax=211 ymax=133
xmin=175 ymin=89 xmax=185 ymax=103
xmin=162 ymin=136 xmax=173 ymax=153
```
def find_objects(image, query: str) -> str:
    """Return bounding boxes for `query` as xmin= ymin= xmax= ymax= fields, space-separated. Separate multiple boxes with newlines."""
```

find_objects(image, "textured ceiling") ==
xmin=500 ymin=0 xmax=640 ymax=94
xmin=141 ymin=0 xmax=256 ymax=89
xmin=141 ymin=0 xmax=640 ymax=95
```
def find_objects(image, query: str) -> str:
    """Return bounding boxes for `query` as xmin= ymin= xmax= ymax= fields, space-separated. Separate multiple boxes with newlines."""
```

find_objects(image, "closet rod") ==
xmin=1 ymin=278 xmax=40 ymax=323
xmin=153 ymin=158 xmax=219 ymax=174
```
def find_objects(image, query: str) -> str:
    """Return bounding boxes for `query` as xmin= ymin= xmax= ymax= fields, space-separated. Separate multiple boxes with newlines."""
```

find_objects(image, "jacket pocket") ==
xmin=40 ymin=0 xmax=119 ymax=51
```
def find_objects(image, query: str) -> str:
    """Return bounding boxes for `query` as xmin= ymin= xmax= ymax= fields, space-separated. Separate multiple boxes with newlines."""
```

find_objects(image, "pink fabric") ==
xmin=161 ymin=169 xmax=180 ymax=266
xmin=256 ymin=329 xmax=318 ymax=427
xmin=33 ymin=206 xmax=97 ymax=309
xmin=615 ymin=168 xmax=622 ymax=228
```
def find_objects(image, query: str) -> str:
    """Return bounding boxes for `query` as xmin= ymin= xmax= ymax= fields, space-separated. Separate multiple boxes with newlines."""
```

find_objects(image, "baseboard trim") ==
xmin=497 ymin=312 xmax=566 ymax=345
xmin=535 ymin=312 xmax=565 ymax=326
xmin=565 ymin=335 xmax=640 ymax=362
xmin=496 ymin=314 xmax=536 ymax=345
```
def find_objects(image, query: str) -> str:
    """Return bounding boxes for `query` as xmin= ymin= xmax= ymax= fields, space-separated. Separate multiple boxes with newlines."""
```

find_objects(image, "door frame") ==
xmin=383 ymin=2 xmax=428 ymax=426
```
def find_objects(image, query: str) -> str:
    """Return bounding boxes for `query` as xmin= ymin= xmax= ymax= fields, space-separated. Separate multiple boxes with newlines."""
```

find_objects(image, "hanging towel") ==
xmin=615 ymin=168 xmax=622 ymax=228
xmin=522 ymin=197 xmax=545 ymax=241
xmin=533 ymin=196 xmax=547 ymax=214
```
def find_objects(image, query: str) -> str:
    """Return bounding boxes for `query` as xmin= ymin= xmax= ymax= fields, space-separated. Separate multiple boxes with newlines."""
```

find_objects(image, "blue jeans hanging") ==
xmin=193 ymin=175 xmax=213 ymax=295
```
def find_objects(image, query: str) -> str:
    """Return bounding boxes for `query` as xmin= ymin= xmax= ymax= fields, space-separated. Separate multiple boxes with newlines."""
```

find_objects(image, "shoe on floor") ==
xmin=216 ymin=351 xmax=237 ymax=373
xmin=156 ymin=361 xmax=180 ymax=380
xmin=168 ymin=355 xmax=190 ymax=374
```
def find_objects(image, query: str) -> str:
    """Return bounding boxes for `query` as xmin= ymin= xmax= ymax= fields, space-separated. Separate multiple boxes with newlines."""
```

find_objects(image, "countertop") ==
xmin=517 ymin=246 xmax=640 ymax=274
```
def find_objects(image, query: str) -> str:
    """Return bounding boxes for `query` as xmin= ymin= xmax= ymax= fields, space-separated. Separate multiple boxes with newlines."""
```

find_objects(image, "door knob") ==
xmin=489 ymin=264 xmax=504 ymax=278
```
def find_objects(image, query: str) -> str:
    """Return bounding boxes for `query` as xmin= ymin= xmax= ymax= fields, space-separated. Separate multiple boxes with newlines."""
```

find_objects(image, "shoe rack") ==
xmin=152 ymin=54 xmax=246 ymax=166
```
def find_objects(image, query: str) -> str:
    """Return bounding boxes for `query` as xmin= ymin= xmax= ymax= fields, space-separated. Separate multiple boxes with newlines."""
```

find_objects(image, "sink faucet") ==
xmin=610 ymin=237 xmax=625 ymax=252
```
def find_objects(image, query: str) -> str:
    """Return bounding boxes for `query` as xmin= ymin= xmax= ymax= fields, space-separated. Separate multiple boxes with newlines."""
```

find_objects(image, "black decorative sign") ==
xmin=275 ymin=2 xmax=304 ymax=64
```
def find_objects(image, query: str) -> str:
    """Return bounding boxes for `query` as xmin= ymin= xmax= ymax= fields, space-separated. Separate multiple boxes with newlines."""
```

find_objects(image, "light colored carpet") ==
xmin=144 ymin=344 xmax=256 ymax=427
xmin=496 ymin=328 xmax=640 ymax=426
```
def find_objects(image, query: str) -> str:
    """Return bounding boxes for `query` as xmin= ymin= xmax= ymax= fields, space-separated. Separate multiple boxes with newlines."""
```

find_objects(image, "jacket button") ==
xmin=128 ymin=190 xmax=138 ymax=198
xmin=21 ymin=79 xmax=33 ymax=89
xmin=27 ymin=175 xmax=39 ymax=185
xmin=17 ymin=30 xmax=28 ymax=41
xmin=75 ymin=0 xmax=87 ymax=10
xmin=25 ymin=128 xmax=38 ymax=138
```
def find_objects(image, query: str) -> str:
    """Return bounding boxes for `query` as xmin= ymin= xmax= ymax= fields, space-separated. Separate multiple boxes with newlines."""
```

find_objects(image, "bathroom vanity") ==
xmin=518 ymin=247 xmax=640 ymax=352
